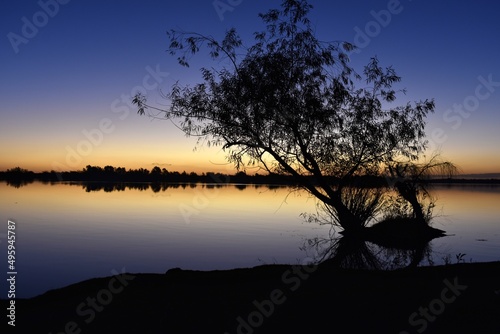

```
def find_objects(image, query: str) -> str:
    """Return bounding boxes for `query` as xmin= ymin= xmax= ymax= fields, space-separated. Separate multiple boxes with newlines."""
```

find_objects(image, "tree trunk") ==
xmin=395 ymin=182 xmax=427 ymax=225
xmin=329 ymin=190 xmax=365 ymax=233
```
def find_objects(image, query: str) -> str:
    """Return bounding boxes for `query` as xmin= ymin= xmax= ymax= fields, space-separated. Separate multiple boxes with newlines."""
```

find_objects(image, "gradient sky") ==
xmin=1 ymin=0 xmax=499 ymax=174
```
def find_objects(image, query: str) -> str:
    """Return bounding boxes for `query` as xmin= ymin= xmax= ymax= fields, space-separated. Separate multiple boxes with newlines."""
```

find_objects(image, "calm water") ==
xmin=1 ymin=181 xmax=499 ymax=298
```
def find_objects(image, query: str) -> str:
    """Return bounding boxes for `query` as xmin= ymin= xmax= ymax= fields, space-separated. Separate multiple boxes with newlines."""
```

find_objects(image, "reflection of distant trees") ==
xmin=6 ymin=179 xmax=34 ymax=188
xmin=150 ymin=182 xmax=162 ymax=193
xmin=83 ymin=182 xmax=151 ymax=192
xmin=0 ymin=167 xmax=35 ymax=188
xmin=2 ymin=165 xmax=499 ymax=192
xmin=71 ymin=182 xmax=285 ymax=193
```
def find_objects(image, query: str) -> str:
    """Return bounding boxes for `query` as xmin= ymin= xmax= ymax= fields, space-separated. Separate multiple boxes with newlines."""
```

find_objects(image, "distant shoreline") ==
xmin=1 ymin=166 xmax=499 ymax=187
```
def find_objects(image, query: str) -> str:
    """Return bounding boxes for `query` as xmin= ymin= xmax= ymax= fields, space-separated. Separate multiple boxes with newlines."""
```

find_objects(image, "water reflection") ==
xmin=304 ymin=231 xmax=434 ymax=270
xmin=5 ymin=179 xmax=34 ymax=188
xmin=0 ymin=181 xmax=499 ymax=298
xmin=0 ymin=181 xmax=269 ymax=192
xmin=302 ymin=185 xmax=442 ymax=269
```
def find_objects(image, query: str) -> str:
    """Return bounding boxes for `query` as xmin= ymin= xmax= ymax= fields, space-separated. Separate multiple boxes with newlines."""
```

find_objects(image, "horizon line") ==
xmin=1 ymin=166 xmax=500 ymax=179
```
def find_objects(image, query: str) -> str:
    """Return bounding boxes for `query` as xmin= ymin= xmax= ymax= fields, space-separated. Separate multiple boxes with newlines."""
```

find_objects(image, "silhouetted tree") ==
xmin=151 ymin=166 xmax=162 ymax=181
xmin=104 ymin=165 xmax=115 ymax=173
xmin=385 ymin=152 xmax=459 ymax=224
xmin=134 ymin=0 xmax=439 ymax=233
xmin=151 ymin=166 xmax=162 ymax=175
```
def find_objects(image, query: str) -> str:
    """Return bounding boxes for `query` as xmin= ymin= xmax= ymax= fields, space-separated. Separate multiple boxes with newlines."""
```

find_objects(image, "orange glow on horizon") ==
xmin=1 ymin=140 xmax=498 ymax=175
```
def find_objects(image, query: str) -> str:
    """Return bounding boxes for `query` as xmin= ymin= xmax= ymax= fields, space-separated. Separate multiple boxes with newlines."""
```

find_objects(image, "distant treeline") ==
xmin=1 ymin=166 xmax=499 ymax=189
xmin=0 ymin=165 xmax=383 ymax=189
xmin=0 ymin=165 xmax=342 ymax=187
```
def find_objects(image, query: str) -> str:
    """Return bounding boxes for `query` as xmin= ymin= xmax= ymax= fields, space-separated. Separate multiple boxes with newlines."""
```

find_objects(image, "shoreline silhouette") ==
xmin=2 ymin=261 xmax=499 ymax=333
xmin=1 ymin=166 xmax=499 ymax=187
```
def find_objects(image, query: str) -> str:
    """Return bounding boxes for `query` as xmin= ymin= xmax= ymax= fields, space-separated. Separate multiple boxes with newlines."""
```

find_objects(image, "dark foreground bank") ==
xmin=2 ymin=261 xmax=500 ymax=333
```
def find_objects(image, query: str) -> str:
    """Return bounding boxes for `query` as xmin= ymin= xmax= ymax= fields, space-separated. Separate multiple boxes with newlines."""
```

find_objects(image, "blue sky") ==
xmin=1 ymin=0 xmax=499 ymax=174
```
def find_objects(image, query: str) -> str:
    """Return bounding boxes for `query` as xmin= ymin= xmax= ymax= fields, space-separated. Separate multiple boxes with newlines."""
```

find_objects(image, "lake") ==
xmin=1 ymin=181 xmax=499 ymax=298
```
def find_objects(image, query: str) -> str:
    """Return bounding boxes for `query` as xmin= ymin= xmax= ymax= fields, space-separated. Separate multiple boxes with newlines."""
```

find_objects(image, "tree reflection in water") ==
xmin=303 ymin=231 xmax=435 ymax=270
xmin=301 ymin=186 xmax=442 ymax=269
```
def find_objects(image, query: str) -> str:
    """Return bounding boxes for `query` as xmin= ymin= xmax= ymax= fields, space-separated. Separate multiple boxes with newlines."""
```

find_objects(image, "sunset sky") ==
xmin=1 ymin=0 xmax=499 ymax=174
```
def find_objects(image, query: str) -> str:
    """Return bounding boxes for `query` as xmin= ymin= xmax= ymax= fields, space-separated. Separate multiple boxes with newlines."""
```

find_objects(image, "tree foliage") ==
xmin=133 ymin=0 xmax=444 ymax=231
